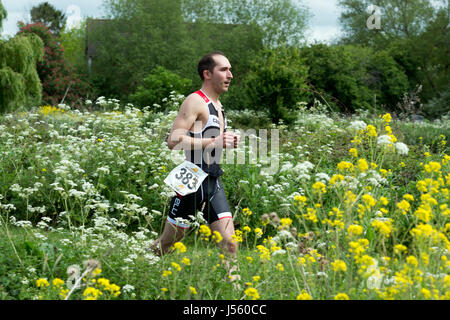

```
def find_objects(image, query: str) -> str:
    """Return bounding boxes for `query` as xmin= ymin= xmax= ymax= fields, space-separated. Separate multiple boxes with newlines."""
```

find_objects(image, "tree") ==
xmin=338 ymin=0 xmax=435 ymax=47
xmin=298 ymin=44 xmax=409 ymax=113
xmin=58 ymin=19 xmax=88 ymax=75
xmin=0 ymin=33 xmax=44 ymax=112
xmin=30 ymin=1 xmax=66 ymax=36
xmin=0 ymin=0 xmax=7 ymax=32
xmin=338 ymin=0 xmax=449 ymax=109
xmin=182 ymin=0 xmax=311 ymax=47
xmin=243 ymin=46 xmax=309 ymax=124
xmin=18 ymin=22 xmax=89 ymax=108
xmin=129 ymin=66 xmax=192 ymax=111
xmin=90 ymin=0 xmax=264 ymax=101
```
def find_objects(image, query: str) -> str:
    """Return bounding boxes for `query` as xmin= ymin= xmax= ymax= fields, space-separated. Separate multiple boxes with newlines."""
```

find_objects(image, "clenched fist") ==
xmin=222 ymin=131 xmax=239 ymax=148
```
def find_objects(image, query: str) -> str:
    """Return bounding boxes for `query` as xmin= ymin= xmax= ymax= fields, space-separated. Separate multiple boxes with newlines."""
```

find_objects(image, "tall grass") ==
xmin=0 ymin=97 xmax=449 ymax=300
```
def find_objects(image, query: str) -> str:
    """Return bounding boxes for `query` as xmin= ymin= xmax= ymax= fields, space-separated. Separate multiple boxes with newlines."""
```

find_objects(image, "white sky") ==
xmin=1 ymin=0 xmax=343 ymax=43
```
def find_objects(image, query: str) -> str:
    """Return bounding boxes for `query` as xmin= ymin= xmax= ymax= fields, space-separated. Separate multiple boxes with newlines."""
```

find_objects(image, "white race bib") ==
xmin=164 ymin=161 xmax=208 ymax=196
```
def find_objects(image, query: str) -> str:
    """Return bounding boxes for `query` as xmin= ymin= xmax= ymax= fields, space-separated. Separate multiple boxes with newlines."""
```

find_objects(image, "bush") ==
xmin=423 ymin=89 xmax=450 ymax=120
xmin=129 ymin=66 xmax=192 ymax=112
xmin=243 ymin=46 xmax=308 ymax=124
xmin=299 ymin=44 xmax=409 ymax=113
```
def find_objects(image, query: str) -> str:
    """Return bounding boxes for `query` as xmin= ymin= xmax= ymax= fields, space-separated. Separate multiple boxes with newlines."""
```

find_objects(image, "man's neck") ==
xmin=200 ymin=86 xmax=220 ymax=105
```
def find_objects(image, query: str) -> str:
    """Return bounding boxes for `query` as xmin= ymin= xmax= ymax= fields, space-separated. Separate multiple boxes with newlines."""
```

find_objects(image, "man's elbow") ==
xmin=167 ymin=137 xmax=175 ymax=150
xmin=167 ymin=135 xmax=182 ymax=150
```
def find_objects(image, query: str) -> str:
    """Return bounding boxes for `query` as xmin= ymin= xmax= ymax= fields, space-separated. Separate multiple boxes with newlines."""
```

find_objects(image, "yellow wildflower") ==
xmin=406 ymin=256 xmax=419 ymax=267
xmin=347 ymin=224 xmax=364 ymax=237
xmin=198 ymin=224 xmax=211 ymax=240
xmin=394 ymin=244 xmax=407 ymax=254
xmin=212 ymin=230 xmax=223 ymax=243
xmin=331 ymin=259 xmax=347 ymax=272
xmin=52 ymin=278 xmax=64 ymax=288
xmin=334 ymin=293 xmax=350 ymax=300
xmin=162 ymin=270 xmax=172 ymax=277
xmin=357 ymin=158 xmax=369 ymax=172
xmin=371 ymin=219 xmax=393 ymax=238
xmin=279 ymin=217 xmax=293 ymax=228
xmin=312 ymin=181 xmax=327 ymax=194
xmin=362 ymin=194 xmax=376 ymax=208
xmin=379 ymin=196 xmax=389 ymax=206
xmin=424 ymin=161 xmax=441 ymax=173
xmin=396 ymin=200 xmax=410 ymax=214
xmin=36 ymin=278 xmax=50 ymax=288
xmin=366 ymin=125 xmax=377 ymax=137
xmin=381 ymin=113 xmax=392 ymax=123
xmin=337 ymin=161 xmax=354 ymax=171
xmin=189 ymin=286 xmax=198 ymax=295
xmin=254 ymin=228 xmax=263 ymax=237
xmin=172 ymin=241 xmax=187 ymax=253
xmin=83 ymin=287 xmax=102 ymax=300
xmin=244 ymin=287 xmax=260 ymax=300
xmin=296 ymin=290 xmax=312 ymax=300
xmin=329 ymin=174 xmax=345 ymax=186
xmin=275 ymin=263 xmax=284 ymax=272
xmin=171 ymin=262 xmax=182 ymax=272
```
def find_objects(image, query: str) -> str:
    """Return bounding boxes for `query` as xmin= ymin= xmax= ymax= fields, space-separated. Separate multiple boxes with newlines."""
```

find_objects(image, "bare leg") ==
xmin=210 ymin=218 xmax=241 ymax=288
xmin=150 ymin=220 xmax=189 ymax=256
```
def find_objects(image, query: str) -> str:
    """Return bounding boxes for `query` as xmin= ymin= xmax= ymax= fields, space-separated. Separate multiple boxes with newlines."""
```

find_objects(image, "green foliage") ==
xmin=89 ymin=0 xmax=264 ymax=100
xmin=0 ymin=67 xmax=26 ymax=111
xmin=0 ymin=33 xmax=44 ymax=112
xmin=182 ymin=0 xmax=311 ymax=47
xmin=129 ymin=66 xmax=192 ymax=111
xmin=366 ymin=49 xmax=409 ymax=110
xmin=1 ymin=106 xmax=448 ymax=300
xmin=0 ymin=0 xmax=6 ymax=32
xmin=423 ymin=89 xmax=450 ymax=120
xmin=18 ymin=22 xmax=90 ymax=108
xmin=299 ymin=44 xmax=372 ymax=113
xmin=299 ymin=44 xmax=408 ymax=113
xmin=337 ymin=0 xmax=449 ymax=116
xmin=30 ymin=1 xmax=66 ymax=36
xmin=243 ymin=46 xmax=308 ymax=124
xmin=58 ymin=20 xmax=88 ymax=75
xmin=90 ymin=0 xmax=194 ymax=99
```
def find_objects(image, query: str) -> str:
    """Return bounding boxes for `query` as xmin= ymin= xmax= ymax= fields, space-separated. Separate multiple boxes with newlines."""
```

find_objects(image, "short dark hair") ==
xmin=197 ymin=51 xmax=225 ymax=80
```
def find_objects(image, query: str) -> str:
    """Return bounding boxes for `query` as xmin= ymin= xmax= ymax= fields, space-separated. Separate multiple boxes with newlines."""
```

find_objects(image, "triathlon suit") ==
xmin=167 ymin=90 xmax=233 ymax=229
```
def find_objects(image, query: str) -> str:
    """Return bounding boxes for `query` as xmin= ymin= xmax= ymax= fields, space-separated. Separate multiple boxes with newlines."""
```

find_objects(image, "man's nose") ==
xmin=227 ymin=70 xmax=233 ymax=79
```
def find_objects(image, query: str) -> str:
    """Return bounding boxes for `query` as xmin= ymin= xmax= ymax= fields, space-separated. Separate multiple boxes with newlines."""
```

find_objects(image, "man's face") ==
xmin=208 ymin=55 xmax=233 ymax=94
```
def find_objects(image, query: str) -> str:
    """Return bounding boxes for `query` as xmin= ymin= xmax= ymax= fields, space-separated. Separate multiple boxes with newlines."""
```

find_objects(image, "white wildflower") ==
xmin=394 ymin=142 xmax=409 ymax=155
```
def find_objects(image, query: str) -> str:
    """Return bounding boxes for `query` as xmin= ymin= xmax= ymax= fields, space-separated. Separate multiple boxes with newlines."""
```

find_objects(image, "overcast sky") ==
xmin=1 ymin=0 xmax=343 ymax=43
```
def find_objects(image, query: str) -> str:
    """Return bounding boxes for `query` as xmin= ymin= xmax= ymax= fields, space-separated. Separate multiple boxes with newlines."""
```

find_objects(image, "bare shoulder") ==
xmin=178 ymin=92 xmax=204 ymax=118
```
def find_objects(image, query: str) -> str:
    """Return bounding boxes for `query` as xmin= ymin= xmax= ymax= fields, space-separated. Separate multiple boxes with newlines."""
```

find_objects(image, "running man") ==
xmin=151 ymin=52 xmax=240 ymax=281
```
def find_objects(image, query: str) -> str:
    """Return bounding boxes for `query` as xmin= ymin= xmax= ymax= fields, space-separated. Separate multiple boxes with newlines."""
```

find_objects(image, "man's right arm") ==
xmin=167 ymin=94 xmax=217 ymax=151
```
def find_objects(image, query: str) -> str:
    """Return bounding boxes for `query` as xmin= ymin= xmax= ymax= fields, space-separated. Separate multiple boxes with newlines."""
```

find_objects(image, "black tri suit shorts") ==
xmin=167 ymin=175 xmax=233 ymax=229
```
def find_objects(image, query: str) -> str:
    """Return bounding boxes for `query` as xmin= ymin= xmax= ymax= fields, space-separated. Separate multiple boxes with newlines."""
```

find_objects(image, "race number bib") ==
xmin=164 ymin=161 xmax=208 ymax=196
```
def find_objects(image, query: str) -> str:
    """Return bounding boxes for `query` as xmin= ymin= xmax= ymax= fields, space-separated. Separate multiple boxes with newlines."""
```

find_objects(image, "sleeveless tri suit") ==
xmin=167 ymin=90 xmax=233 ymax=228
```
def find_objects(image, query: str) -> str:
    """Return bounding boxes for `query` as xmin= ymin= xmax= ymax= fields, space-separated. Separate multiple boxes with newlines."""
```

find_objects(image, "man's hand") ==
xmin=222 ymin=131 xmax=239 ymax=148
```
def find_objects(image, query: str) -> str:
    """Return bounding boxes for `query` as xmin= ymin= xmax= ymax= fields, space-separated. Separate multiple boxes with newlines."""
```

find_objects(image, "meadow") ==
xmin=0 ymin=96 xmax=449 ymax=300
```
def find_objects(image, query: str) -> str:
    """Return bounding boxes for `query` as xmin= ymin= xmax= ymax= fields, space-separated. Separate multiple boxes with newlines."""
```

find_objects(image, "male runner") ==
xmin=151 ymin=52 xmax=240 ymax=281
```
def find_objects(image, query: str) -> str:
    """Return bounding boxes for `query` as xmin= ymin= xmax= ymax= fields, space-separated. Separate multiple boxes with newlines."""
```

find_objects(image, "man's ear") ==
xmin=203 ymin=69 xmax=212 ymax=80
